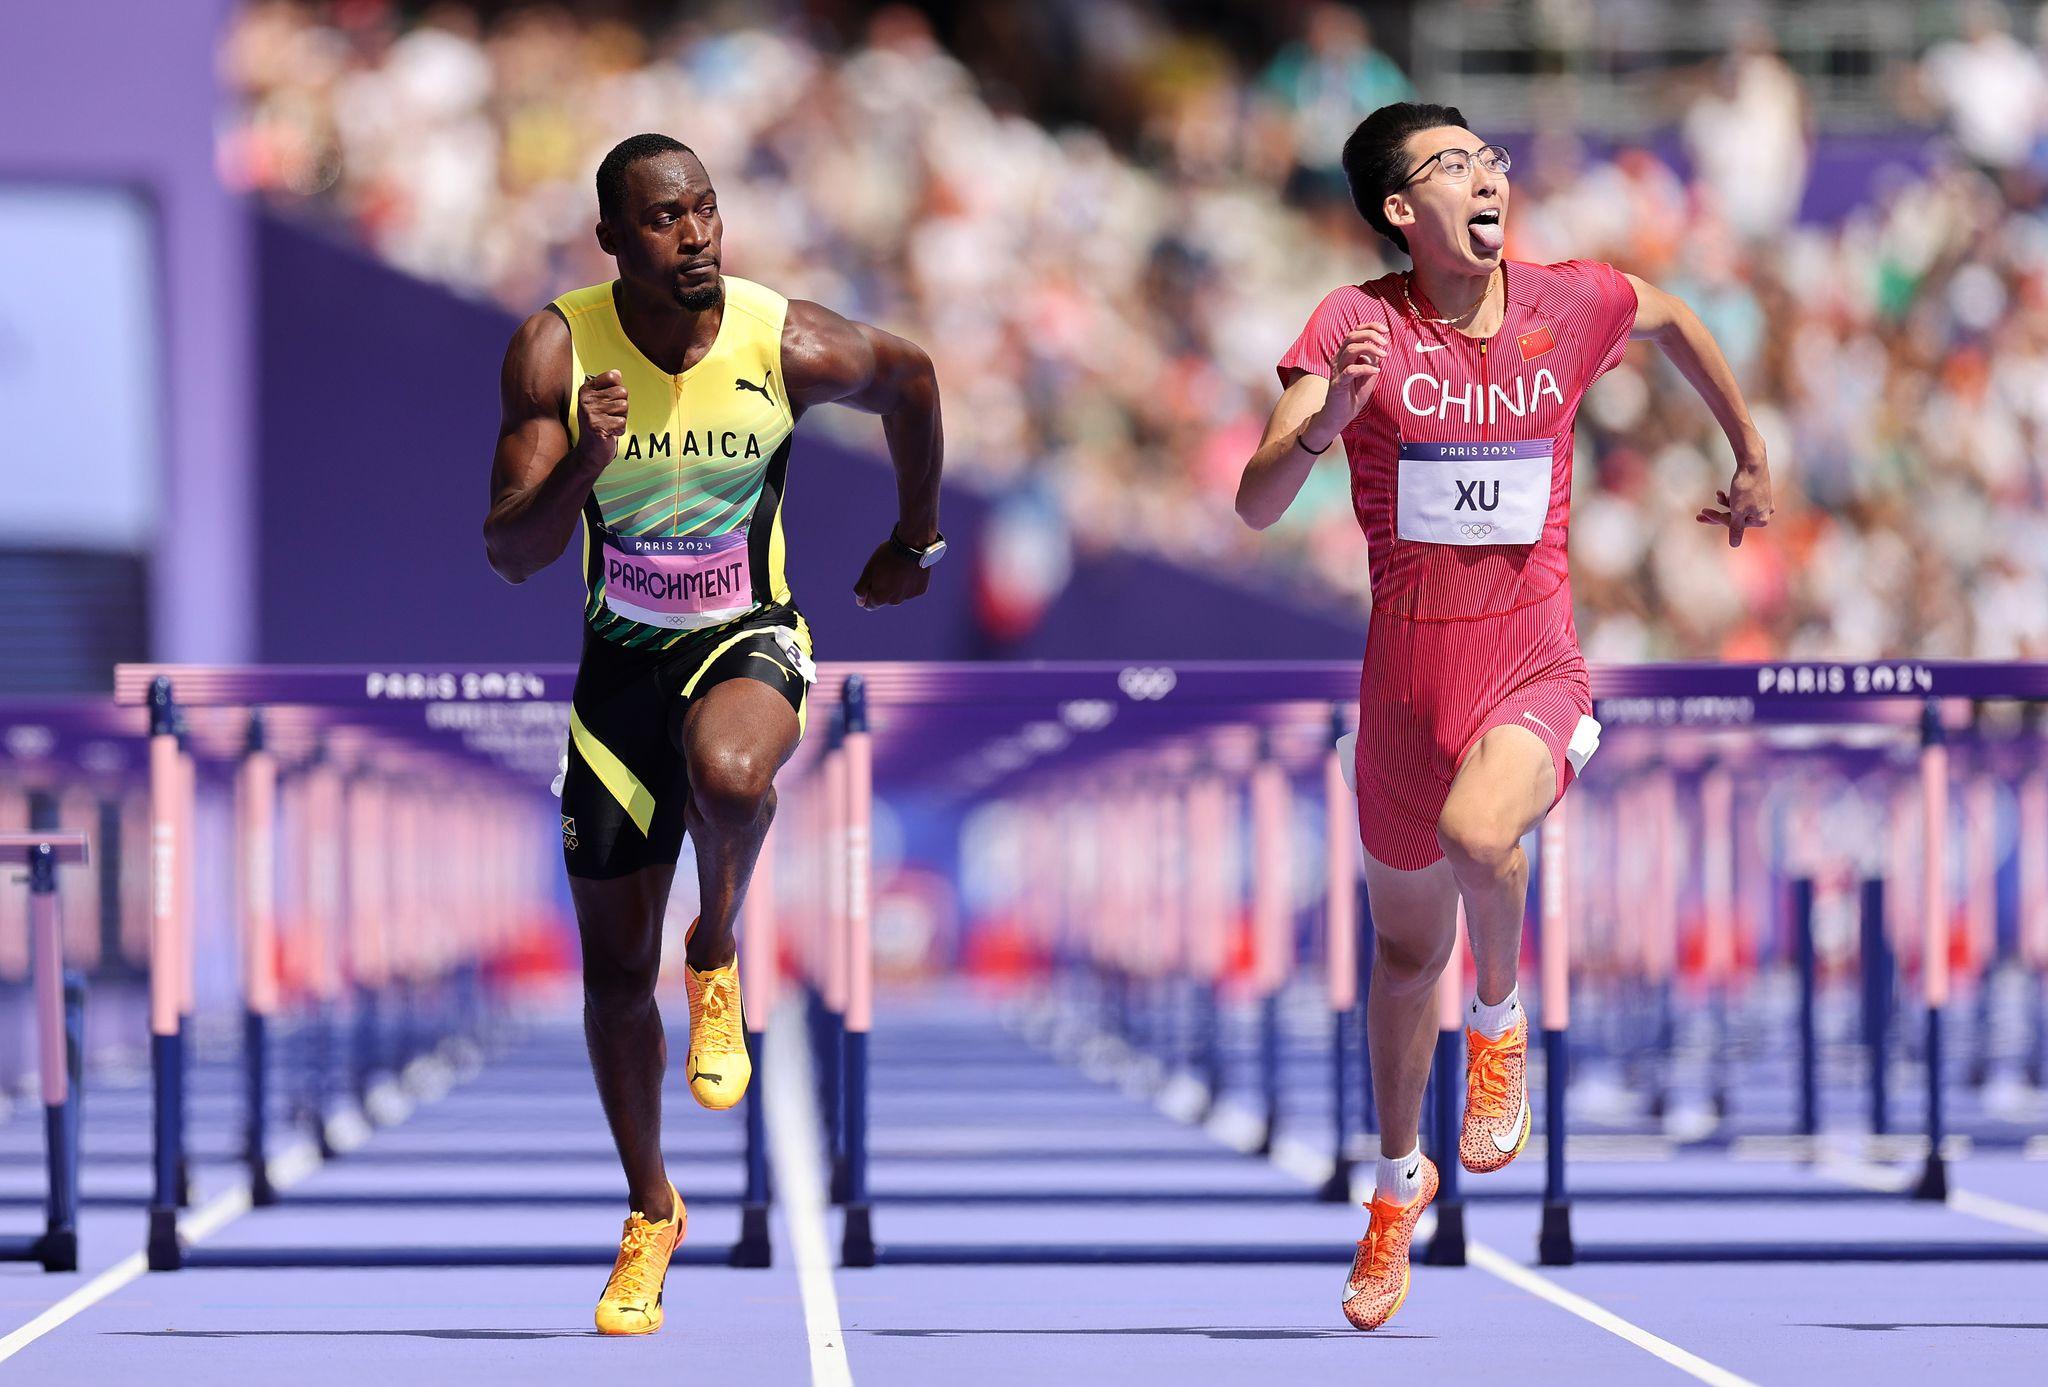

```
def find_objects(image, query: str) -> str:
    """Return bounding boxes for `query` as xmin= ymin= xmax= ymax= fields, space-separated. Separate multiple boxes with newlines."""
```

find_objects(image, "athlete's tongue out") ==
xmin=1468 ymin=209 xmax=1504 ymax=253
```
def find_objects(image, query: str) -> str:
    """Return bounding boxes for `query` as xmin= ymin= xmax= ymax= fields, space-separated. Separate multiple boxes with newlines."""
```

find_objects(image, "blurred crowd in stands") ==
xmin=222 ymin=0 xmax=2048 ymax=659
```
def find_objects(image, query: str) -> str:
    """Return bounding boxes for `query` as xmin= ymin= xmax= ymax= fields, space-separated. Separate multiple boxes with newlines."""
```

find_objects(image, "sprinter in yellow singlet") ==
xmin=483 ymin=134 xmax=945 ymax=1336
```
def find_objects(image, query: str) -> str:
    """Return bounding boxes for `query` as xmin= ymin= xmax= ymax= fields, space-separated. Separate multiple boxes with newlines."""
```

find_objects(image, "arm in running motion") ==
xmin=483 ymin=310 xmax=625 ymax=584
xmin=783 ymin=300 xmax=944 ymax=608
xmin=1236 ymin=324 xmax=1388 ymax=531
xmin=1627 ymin=274 xmax=1774 ymax=548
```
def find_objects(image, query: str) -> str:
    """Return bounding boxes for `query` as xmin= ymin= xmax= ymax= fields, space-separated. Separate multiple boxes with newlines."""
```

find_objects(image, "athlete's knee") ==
xmin=580 ymin=933 xmax=660 ymax=1015
xmin=1436 ymin=806 xmax=1521 ymax=884
xmin=689 ymin=747 xmax=777 ymax=827
xmin=1374 ymin=926 xmax=1455 ymax=998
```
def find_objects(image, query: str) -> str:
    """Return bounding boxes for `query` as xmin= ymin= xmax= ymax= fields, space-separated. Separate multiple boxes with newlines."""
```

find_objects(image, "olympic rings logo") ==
xmin=1059 ymin=699 xmax=1116 ymax=731
xmin=1118 ymin=666 xmax=1178 ymax=701
xmin=1458 ymin=522 xmax=1495 ymax=539
xmin=3 ymin=725 xmax=54 ymax=759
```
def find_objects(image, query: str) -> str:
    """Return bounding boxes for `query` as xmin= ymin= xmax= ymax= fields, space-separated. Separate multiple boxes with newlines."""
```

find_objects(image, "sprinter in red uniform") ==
xmin=1235 ymin=103 xmax=1773 ymax=1331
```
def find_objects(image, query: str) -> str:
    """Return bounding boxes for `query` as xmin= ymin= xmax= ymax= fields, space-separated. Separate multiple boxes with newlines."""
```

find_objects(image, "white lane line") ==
xmin=1461 ymin=1210 xmax=1752 ymax=1384
xmin=1827 ymin=1158 xmax=2048 ymax=1240
xmin=1164 ymin=1084 xmax=1752 ymax=1384
xmin=0 ymin=1251 xmax=150 ymax=1366
xmin=1950 ymin=1190 xmax=2048 ymax=1238
xmin=0 ymin=1136 xmax=320 ymax=1367
xmin=1466 ymin=1242 xmax=1759 ymax=1387
xmin=764 ymin=1004 xmax=855 ymax=1387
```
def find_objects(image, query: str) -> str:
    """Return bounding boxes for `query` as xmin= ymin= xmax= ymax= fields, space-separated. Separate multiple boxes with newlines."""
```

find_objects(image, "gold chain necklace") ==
xmin=1401 ymin=270 xmax=1498 ymax=326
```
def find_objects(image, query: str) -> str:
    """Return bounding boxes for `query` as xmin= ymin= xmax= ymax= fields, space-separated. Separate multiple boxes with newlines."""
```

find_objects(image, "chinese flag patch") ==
xmin=1517 ymin=325 xmax=1556 ymax=361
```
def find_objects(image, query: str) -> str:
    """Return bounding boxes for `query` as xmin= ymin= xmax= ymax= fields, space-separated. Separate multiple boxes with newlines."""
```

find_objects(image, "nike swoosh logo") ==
xmin=1416 ymin=342 xmax=1448 ymax=353
xmin=1493 ymin=1090 xmax=1530 ymax=1153
xmin=1522 ymin=711 xmax=1555 ymax=738
xmin=1404 ymin=1164 xmax=1419 ymax=1181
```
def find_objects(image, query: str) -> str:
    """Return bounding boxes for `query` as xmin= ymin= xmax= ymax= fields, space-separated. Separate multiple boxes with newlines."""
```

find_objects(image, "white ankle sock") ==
xmin=1469 ymin=986 xmax=1521 ymax=1040
xmin=1374 ymin=1145 xmax=1424 ymax=1205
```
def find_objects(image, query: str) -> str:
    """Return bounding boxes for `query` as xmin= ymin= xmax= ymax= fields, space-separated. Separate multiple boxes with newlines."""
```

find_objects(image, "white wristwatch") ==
xmin=891 ymin=526 xmax=948 ymax=569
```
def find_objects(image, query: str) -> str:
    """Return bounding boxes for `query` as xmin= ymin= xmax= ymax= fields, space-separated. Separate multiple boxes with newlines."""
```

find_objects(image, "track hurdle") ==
xmin=0 ymin=833 xmax=87 ymax=1271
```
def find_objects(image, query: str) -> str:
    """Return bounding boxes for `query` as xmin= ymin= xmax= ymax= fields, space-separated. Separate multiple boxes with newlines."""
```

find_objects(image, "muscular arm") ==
xmin=783 ymin=300 xmax=943 ymax=548
xmin=1626 ymin=274 xmax=1773 ymax=545
xmin=1236 ymin=372 xmax=1334 ymax=531
xmin=1626 ymin=275 xmax=1764 ymax=464
xmin=482 ymin=311 xmax=613 ymax=585
xmin=1236 ymin=324 xmax=1387 ymax=531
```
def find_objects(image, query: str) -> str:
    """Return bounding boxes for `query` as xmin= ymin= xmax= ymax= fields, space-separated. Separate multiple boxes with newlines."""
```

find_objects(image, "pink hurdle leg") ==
xmin=840 ymin=677 xmax=876 ymax=1266
xmin=1539 ymin=799 xmax=1574 ymax=1264
xmin=1915 ymin=705 xmax=1951 ymax=1200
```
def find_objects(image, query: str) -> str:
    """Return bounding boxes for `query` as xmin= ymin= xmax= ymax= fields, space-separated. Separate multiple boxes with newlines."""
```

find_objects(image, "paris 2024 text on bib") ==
xmin=598 ymin=528 xmax=755 ymax=630
xmin=1395 ymin=439 xmax=1551 ymax=546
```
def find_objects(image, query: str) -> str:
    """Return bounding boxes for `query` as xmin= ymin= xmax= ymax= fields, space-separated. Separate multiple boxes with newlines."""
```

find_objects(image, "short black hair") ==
xmin=1341 ymin=102 xmax=1470 ymax=254
xmin=596 ymin=133 xmax=698 ymax=222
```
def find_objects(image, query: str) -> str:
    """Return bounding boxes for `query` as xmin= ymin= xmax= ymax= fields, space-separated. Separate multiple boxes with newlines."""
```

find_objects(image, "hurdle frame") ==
xmin=0 ymin=833 xmax=88 ymax=1272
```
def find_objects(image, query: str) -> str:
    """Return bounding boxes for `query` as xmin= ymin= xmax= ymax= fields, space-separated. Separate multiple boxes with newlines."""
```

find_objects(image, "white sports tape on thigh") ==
xmin=1565 ymin=715 xmax=1601 ymax=776
xmin=1336 ymin=730 xmax=1358 ymax=794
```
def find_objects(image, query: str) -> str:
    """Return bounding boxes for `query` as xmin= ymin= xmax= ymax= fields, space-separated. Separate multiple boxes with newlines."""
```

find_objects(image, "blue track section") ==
xmin=0 ymin=985 xmax=2043 ymax=1383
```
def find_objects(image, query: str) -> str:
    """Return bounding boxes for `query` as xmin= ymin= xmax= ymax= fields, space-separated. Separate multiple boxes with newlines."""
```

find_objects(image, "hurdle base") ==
xmin=1316 ymin=1157 xmax=1355 ymax=1203
xmin=146 ymin=1206 xmax=185 ymax=1271
xmin=730 ymin=1205 xmax=772 ymax=1268
xmin=1539 ymin=1200 xmax=1575 ymax=1265
xmin=841 ymin=1203 xmax=876 ymax=1268
xmin=0 ymin=1231 xmax=77 ymax=1274
xmin=1911 ymin=1153 xmax=1948 ymax=1202
xmin=1422 ymin=1200 xmax=1466 ymax=1266
xmin=249 ymin=1162 xmax=279 ymax=1208
xmin=38 ymin=1227 xmax=78 ymax=1274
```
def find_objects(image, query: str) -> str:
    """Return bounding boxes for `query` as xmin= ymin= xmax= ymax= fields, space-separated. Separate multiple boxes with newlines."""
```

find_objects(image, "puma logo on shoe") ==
xmin=693 ymin=1068 xmax=723 ymax=1084
xmin=734 ymin=370 xmax=776 ymax=404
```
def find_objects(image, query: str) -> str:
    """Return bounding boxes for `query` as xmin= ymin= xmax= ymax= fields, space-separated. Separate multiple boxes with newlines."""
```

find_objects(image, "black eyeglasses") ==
xmin=1399 ymin=144 xmax=1512 ymax=188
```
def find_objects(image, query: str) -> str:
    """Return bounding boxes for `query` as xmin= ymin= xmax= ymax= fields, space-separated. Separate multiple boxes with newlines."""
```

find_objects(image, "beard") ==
xmin=676 ymin=279 xmax=723 ymax=312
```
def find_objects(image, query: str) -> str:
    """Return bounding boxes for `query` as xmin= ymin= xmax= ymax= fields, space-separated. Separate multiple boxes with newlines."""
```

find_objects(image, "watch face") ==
xmin=919 ymin=539 xmax=947 ymax=569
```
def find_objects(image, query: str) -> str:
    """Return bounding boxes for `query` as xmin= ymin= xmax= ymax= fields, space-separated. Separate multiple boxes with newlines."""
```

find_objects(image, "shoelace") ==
xmin=606 ymin=1217 xmax=668 ymax=1302
xmin=1355 ymin=1207 xmax=1397 ymax=1284
xmin=1468 ymin=1033 xmax=1516 ymax=1115
xmin=696 ymin=969 xmax=743 ymax=1054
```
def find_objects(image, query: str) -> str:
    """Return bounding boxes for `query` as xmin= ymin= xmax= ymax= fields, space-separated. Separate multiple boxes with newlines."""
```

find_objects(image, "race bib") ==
xmin=599 ymin=528 xmax=754 ymax=630
xmin=1396 ymin=440 xmax=1551 ymax=545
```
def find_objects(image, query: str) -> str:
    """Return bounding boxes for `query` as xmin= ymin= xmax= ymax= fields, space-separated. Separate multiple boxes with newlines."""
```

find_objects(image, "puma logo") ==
xmin=693 ymin=1068 xmax=723 ymax=1084
xmin=734 ymin=370 xmax=775 ymax=404
xmin=747 ymin=651 xmax=795 ymax=681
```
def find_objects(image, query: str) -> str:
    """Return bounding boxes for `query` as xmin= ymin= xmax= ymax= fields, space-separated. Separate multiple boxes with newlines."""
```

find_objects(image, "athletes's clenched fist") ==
xmin=575 ymin=370 xmax=630 ymax=463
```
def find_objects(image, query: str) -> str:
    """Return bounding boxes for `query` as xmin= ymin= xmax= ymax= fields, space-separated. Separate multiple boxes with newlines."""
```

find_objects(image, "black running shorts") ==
xmin=558 ymin=603 xmax=813 ymax=879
